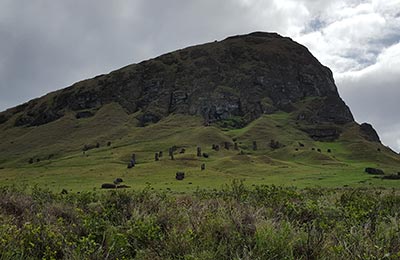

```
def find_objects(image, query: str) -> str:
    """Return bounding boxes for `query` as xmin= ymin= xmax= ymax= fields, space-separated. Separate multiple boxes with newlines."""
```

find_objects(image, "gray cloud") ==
xmin=337 ymin=42 xmax=400 ymax=151
xmin=0 ymin=0 xmax=399 ymax=151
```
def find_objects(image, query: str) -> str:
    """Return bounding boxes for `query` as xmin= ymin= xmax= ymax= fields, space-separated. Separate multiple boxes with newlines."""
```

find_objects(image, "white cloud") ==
xmin=336 ymin=42 xmax=400 ymax=151
xmin=290 ymin=0 xmax=400 ymax=152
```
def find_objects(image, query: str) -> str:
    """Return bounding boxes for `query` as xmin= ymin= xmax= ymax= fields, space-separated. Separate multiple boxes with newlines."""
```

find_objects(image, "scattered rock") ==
xmin=101 ymin=183 xmax=116 ymax=189
xmin=83 ymin=144 xmax=99 ymax=151
xmin=224 ymin=142 xmax=230 ymax=150
xmin=202 ymin=153 xmax=209 ymax=158
xmin=75 ymin=111 xmax=94 ymax=119
xmin=302 ymin=128 xmax=341 ymax=141
xmin=128 ymin=160 xmax=135 ymax=168
xmin=114 ymin=178 xmax=123 ymax=185
xmin=127 ymin=153 xmax=136 ymax=168
xmin=176 ymin=172 xmax=185 ymax=180
xmin=270 ymin=139 xmax=283 ymax=149
xmin=365 ymin=167 xmax=384 ymax=175
xmin=116 ymin=185 xmax=131 ymax=188
xmin=252 ymin=141 xmax=257 ymax=151
xmin=212 ymin=144 xmax=220 ymax=151
xmin=382 ymin=175 xmax=400 ymax=180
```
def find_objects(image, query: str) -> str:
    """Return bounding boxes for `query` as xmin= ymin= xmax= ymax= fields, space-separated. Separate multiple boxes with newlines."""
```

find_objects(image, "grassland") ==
xmin=0 ymin=102 xmax=399 ymax=192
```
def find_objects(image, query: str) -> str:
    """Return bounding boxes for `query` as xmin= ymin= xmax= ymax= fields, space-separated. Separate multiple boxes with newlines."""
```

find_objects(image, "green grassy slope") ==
xmin=0 ymin=102 xmax=399 ymax=192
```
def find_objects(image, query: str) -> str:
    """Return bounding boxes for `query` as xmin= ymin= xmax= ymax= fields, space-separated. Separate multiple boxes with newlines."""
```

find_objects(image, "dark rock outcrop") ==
xmin=75 ymin=111 xmax=95 ymax=119
xmin=116 ymin=185 xmax=131 ymax=188
xmin=176 ymin=172 xmax=185 ymax=180
xmin=382 ymin=174 xmax=400 ymax=180
xmin=360 ymin=123 xmax=380 ymax=142
xmin=302 ymin=128 xmax=341 ymax=141
xmin=0 ymin=114 xmax=7 ymax=124
xmin=101 ymin=183 xmax=116 ymax=189
xmin=114 ymin=178 xmax=123 ymax=184
xmin=365 ymin=167 xmax=384 ymax=175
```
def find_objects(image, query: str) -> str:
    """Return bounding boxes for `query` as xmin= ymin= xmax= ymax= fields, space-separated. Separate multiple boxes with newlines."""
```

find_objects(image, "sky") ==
xmin=0 ymin=0 xmax=399 ymax=152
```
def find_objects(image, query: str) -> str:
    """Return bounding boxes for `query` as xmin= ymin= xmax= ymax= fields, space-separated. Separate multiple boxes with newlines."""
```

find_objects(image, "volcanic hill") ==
xmin=0 ymin=32 xmax=399 ymax=191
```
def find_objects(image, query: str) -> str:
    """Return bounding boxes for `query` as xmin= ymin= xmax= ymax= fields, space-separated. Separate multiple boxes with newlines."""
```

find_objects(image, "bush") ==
xmin=0 ymin=183 xmax=399 ymax=259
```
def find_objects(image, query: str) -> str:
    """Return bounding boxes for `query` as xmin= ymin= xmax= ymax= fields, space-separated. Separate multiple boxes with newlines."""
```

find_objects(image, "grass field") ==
xmin=1 ymin=103 xmax=399 ymax=192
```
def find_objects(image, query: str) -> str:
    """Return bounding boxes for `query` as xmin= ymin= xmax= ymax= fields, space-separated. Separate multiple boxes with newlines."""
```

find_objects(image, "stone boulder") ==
xmin=360 ymin=123 xmax=380 ymax=142
xmin=176 ymin=172 xmax=185 ymax=180
xmin=365 ymin=167 xmax=384 ymax=175
xmin=101 ymin=183 xmax=116 ymax=189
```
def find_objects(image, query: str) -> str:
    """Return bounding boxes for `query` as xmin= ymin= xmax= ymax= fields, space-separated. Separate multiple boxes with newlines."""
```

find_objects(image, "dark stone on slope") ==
xmin=116 ymin=185 xmax=131 ymax=188
xmin=365 ymin=167 xmax=384 ymax=175
xmin=302 ymin=128 xmax=341 ymax=141
xmin=114 ymin=178 xmax=123 ymax=184
xmin=0 ymin=114 xmax=7 ymax=124
xmin=382 ymin=174 xmax=400 ymax=180
xmin=75 ymin=111 xmax=95 ymax=119
xmin=101 ymin=183 xmax=116 ymax=189
xmin=176 ymin=172 xmax=185 ymax=180
xmin=360 ymin=123 xmax=380 ymax=142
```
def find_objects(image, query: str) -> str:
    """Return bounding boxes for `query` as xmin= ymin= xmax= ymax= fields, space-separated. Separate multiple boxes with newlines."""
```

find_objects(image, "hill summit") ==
xmin=2 ymin=32 xmax=353 ymax=128
xmin=0 ymin=32 xmax=399 ymax=191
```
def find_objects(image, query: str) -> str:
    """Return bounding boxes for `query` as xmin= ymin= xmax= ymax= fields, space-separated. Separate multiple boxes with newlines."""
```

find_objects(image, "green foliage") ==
xmin=1 ymin=184 xmax=400 ymax=259
xmin=216 ymin=116 xmax=246 ymax=129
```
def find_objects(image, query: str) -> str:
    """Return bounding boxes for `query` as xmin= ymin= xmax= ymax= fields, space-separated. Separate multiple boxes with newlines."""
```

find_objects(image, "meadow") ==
xmin=0 ymin=108 xmax=399 ymax=192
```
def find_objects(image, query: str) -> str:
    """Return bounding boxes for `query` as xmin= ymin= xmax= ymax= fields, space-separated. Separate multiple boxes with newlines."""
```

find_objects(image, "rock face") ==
xmin=0 ymin=32 xmax=354 ymax=130
xmin=360 ymin=123 xmax=380 ymax=142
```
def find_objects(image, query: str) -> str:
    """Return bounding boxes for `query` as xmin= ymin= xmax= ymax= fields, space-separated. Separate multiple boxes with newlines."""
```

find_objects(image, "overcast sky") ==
xmin=0 ymin=0 xmax=399 ymax=151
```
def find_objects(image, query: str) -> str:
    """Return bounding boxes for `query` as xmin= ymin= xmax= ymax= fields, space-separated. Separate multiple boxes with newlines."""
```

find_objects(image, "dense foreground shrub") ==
xmin=0 ymin=183 xmax=400 ymax=259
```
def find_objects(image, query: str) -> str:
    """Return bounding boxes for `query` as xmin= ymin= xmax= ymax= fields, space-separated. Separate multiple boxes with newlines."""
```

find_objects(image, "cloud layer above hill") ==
xmin=0 ymin=0 xmax=399 ymax=151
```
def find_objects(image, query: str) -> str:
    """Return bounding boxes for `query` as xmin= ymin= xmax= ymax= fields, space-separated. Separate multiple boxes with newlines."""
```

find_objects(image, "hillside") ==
xmin=0 ymin=32 xmax=399 ymax=191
